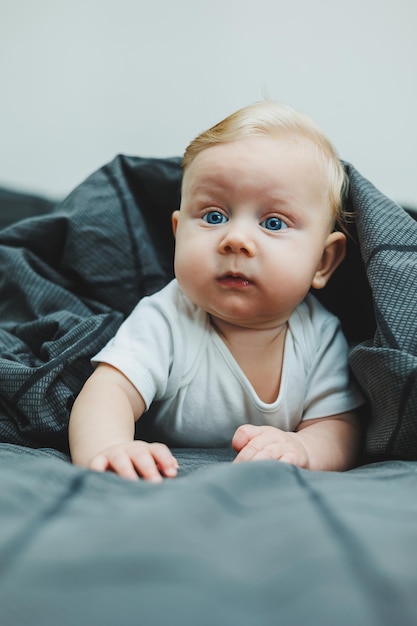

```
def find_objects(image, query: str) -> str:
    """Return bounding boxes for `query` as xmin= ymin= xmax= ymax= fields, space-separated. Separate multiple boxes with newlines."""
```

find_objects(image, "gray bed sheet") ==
xmin=1 ymin=444 xmax=416 ymax=626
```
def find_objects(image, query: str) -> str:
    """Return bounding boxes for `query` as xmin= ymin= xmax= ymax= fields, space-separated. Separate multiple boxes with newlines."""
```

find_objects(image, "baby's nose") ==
xmin=218 ymin=225 xmax=255 ymax=257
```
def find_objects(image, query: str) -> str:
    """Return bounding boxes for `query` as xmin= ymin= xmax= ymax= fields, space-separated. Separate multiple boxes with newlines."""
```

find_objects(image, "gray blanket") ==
xmin=0 ymin=444 xmax=416 ymax=626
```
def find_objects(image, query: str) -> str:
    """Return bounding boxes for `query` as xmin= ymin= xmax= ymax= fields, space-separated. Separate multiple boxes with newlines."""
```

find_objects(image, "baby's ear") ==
xmin=172 ymin=210 xmax=180 ymax=237
xmin=311 ymin=231 xmax=346 ymax=290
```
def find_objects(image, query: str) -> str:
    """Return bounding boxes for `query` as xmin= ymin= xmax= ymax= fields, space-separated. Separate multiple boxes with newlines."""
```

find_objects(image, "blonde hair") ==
xmin=182 ymin=101 xmax=349 ymax=229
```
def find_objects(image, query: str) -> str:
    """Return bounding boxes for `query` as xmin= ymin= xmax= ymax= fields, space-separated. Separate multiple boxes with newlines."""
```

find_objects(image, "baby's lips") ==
xmin=217 ymin=273 xmax=253 ymax=287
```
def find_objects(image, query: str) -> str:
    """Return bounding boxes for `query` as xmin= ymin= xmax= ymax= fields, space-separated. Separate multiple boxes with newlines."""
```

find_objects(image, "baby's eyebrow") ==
xmin=189 ymin=178 xmax=229 ymax=194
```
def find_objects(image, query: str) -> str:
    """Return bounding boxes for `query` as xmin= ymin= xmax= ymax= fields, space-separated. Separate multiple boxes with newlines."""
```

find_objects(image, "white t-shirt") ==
xmin=93 ymin=279 xmax=363 ymax=447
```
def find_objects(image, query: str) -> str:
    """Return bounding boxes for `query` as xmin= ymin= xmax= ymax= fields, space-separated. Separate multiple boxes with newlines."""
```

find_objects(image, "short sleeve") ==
xmin=92 ymin=284 xmax=179 ymax=409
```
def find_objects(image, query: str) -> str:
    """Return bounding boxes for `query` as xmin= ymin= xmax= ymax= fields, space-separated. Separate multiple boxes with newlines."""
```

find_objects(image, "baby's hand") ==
xmin=89 ymin=441 xmax=179 ymax=482
xmin=232 ymin=424 xmax=309 ymax=468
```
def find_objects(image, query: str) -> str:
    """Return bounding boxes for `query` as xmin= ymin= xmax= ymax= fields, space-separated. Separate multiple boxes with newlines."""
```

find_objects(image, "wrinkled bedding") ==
xmin=0 ymin=155 xmax=417 ymax=625
xmin=0 ymin=445 xmax=417 ymax=626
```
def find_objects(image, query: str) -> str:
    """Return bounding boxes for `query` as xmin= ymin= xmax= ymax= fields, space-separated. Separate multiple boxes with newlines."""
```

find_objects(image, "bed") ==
xmin=1 ymin=155 xmax=416 ymax=626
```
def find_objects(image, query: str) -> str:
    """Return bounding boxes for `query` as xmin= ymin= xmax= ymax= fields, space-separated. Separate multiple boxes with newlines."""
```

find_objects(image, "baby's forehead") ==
xmin=181 ymin=135 xmax=331 ymax=212
xmin=190 ymin=131 xmax=320 ymax=163
xmin=182 ymin=133 xmax=325 ymax=184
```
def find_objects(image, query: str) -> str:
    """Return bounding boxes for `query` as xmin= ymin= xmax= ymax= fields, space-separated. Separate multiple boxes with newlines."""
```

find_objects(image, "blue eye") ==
xmin=203 ymin=211 xmax=228 ymax=225
xmin=260 ymin=216 xmax=287 ymax=231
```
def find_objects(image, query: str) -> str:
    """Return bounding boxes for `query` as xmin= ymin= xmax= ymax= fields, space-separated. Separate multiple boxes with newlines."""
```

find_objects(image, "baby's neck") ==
xmin=210 ymin=316 xmax=287 ymax=348
xmin=210 ymin=317 xmax=288 ymax=404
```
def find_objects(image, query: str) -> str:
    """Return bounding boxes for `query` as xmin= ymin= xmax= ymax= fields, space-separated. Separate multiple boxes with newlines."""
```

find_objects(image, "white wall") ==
xmin=1 ymin=0 xmax=416 ymax=207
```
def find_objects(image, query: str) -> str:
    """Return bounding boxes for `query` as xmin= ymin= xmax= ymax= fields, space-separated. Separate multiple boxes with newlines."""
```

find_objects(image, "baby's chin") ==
xmin=177 ymin=280 xmax=291 ymax=330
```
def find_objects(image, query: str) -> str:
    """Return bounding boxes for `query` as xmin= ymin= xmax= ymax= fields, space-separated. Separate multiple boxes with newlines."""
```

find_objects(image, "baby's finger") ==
xmin=232 ymin=424 xmax=260 ymax=452
xmin=233 ymin=432 xmax=278 ymax=463
xmin=234 ymin=445 xmax=272 ymax=463
xmin=105 ymin=451 xmax=140 ymax=481
xmin=89 ymin=454 xmax=109 ymax=473
xmin=150 ymin=443 xmax=179 ymax=478
xmin=130 ymin=450 xmax=164 ymax=483
xmin=279 ymin=451 xmax=298 ymax=465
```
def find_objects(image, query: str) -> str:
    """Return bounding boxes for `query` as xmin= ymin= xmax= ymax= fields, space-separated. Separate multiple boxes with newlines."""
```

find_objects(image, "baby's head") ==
xmin=173 ymin=101 xmax=348 ymax=330
xmin=182 ymin=101 xmax=348 ymax=230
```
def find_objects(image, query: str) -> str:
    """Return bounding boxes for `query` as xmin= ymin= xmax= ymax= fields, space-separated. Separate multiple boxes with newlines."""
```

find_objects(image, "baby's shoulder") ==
xmin=146 ymin=279 xmax=210 ymax=351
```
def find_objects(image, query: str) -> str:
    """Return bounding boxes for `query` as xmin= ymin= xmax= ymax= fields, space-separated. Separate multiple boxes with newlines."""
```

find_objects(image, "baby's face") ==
xmin=172 ymin=134 xmax=338 ymax=330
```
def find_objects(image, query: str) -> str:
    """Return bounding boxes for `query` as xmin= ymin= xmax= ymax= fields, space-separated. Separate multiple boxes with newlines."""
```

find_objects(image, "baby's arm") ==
xmin=232 ymin=412 xmax=361 ymax=471
xmin=68 ymin=363 xmax=179 ymax=482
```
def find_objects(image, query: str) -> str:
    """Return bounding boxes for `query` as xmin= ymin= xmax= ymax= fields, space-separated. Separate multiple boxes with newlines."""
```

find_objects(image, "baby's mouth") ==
xmin=217 ymin=273 xmax=253 ymax=288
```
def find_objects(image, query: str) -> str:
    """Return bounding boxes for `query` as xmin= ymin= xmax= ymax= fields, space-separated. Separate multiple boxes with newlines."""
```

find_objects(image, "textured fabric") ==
xmin=0 ymin=155 xmax=416 ymax=462
xmin=344 ymin=163 xmax=417 ymax=461
xmin=0 ymin=187 xmax=54 ymax=230
xmin=94 ymin=279 xmax=363 ymax=446
xmin=0 ymin=156 xmax=180 ymax=452
xmin=0 ymin=443 xmax=416 ymax=626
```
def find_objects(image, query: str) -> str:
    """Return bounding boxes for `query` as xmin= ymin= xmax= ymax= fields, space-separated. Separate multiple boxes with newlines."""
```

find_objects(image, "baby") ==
xmin=69 ymin=101 xmax=363 ymax=481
